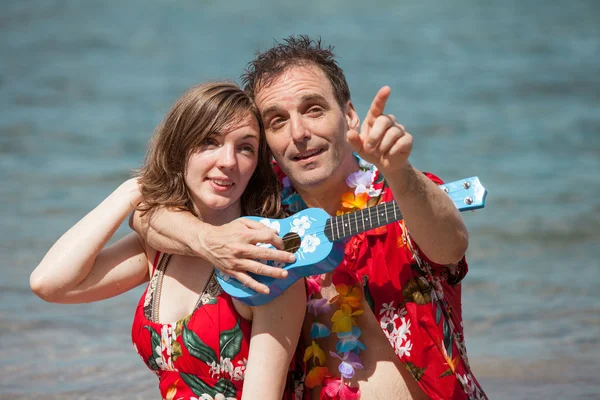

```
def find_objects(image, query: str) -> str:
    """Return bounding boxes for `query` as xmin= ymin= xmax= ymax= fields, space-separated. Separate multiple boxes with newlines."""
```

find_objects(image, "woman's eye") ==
xmin=240 ymin=145 xmax=255 ymax=153
xmin=203 ymin=138 xmax=218 ymax=147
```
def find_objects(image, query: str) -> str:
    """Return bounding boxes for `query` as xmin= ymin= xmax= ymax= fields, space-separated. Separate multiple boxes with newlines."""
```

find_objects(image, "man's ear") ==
xmin=344 ymin=100 xmax=360 ymax=131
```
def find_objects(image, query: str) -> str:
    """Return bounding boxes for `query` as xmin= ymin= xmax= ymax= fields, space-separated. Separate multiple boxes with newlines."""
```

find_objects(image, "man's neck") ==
xmin=295 ymin=155 xmax=360 ymax=216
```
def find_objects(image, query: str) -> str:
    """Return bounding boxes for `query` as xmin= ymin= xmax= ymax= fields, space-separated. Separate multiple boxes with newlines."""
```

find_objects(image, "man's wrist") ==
xmin=191 ymin=219 xmax=211 ymax=259
xmin=381 ymin=162 xmax=417 ymax=197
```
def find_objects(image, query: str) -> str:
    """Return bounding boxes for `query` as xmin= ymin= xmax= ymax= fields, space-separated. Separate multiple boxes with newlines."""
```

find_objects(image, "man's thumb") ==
xmin=346 ymin=129 xmax=363 ymax=154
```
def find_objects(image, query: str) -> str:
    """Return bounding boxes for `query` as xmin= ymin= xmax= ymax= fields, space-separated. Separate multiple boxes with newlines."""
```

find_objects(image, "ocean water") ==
xmin=1 ymin=0 xmax=599 ymax=398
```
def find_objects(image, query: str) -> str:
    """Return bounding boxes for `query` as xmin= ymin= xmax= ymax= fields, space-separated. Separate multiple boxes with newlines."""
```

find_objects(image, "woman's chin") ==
xmin=194 ymin=199 xmax=242 ymax=221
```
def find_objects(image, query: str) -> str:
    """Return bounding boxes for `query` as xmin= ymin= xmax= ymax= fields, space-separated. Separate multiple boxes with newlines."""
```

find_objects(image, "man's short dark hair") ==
xmin=241 ymin=35 xmax=351 ymax=108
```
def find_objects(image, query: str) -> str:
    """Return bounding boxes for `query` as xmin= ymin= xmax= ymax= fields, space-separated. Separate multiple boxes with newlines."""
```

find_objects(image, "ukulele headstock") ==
xmin=440 ymin=176 xmax=487 ymax=211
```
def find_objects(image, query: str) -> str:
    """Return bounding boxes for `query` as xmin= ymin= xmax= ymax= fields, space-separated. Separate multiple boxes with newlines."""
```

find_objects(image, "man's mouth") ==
xmin=293 ymin=148 xmax=325 ymax=161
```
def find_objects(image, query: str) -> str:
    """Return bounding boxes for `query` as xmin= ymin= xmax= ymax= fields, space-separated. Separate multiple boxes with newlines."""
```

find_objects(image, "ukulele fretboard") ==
xmin=324 ymin=200 xmax=403 ymax=242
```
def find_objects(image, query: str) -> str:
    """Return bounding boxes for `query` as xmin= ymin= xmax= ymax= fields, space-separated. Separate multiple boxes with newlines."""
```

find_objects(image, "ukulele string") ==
xmin=336 ymin=184 xmax=471 ymax=229
xmin=277 ymin=184 xmax=470 ymax=243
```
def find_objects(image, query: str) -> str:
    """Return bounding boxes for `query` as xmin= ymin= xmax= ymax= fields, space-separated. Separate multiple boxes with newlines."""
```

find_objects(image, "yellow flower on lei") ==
xmin=340 ymin=191 xmax=369 ymax=211
xmin=331 ymin=283 xmax=363 ymax=308
xmin=303 ymin=340 xmax=326 ymax=365
xmin=331 ymin=304 xmax=364 ymax=333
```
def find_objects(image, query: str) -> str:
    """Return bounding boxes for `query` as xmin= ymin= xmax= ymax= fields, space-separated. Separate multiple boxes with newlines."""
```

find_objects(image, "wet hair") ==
xmin=136 ymin=81 xmax=282 ymax=218
xmin=241 ymin=35 xmax=351 ymax=108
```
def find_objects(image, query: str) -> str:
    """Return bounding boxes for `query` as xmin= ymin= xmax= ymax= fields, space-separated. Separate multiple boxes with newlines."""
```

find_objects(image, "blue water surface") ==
xmin=1 ymin=0 xmax=599 ymax=398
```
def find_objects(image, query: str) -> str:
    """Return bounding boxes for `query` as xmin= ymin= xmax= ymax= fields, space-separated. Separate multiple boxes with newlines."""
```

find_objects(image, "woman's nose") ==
xmin=216 ymin=145 xmax=237 ymax=169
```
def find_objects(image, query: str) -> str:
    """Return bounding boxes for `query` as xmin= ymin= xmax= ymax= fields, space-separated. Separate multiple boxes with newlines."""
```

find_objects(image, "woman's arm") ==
xmin=30 ymin=178 xmax=149 ymax=304
xmin=242 ymin=279 xmax=306 ymax=400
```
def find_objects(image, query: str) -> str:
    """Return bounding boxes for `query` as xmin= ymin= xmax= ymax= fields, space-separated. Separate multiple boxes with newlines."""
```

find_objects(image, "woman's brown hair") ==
xmin=136 ymin=81 xmax=282 ymax=219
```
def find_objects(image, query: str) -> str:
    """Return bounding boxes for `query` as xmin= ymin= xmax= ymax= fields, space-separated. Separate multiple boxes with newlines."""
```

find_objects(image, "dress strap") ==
xmin=144 ymin=252 xmax=171 ymax=321
xmin=150 ymin=251 xmax=162 ymax=276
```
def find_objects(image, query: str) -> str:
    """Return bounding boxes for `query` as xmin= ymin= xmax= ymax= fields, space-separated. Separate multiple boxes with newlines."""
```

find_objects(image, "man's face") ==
xmin=254 ymin=65 xmax=359 ymax=190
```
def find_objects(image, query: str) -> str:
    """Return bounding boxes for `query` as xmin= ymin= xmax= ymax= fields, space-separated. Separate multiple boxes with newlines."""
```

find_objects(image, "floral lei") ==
xmin=278 ymin=156 xmax=384 ymax=399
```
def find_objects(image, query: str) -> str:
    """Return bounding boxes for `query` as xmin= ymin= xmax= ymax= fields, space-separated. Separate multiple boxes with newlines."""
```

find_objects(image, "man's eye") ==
xmin=270 ymin=118 xmax=284 ymax=129
xmin=308 ymin=107 xmax=324 ymax=115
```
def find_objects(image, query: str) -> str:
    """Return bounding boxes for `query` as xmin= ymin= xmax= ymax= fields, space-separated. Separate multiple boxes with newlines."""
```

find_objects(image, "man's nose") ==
xmin=290 ymin=116 xmax=311 ymax=143
xmin=216 ymin=145 xmax=237 ymax=169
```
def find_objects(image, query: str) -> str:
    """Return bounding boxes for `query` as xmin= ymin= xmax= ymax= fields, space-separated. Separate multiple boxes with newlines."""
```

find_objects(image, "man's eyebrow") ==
xmin=261 ymin=93 xmax=329 ymax=117
xmin=299 ymin=93 xmax=328 ymax=103
xmin=261 ymin=104 xmax=280 ymax=118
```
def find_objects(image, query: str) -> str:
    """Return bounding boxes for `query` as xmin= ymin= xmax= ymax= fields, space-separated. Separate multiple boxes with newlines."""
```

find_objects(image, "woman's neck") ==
xmin=193 ymin=203 xmax=242 ymax=226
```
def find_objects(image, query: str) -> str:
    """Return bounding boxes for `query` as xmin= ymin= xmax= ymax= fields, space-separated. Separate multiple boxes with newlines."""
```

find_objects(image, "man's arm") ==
xmin=383 ymin=164 xmax=468 ymax=264
xmin=347 ymin=86 xmax=468 ymax=264
xmin=130 ymin=208 xmax=295 ymax=294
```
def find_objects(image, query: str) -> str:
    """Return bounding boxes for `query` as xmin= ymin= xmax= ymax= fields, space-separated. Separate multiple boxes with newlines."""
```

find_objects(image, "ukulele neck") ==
xmin=324 ymin=200 xmax=402 ymax=242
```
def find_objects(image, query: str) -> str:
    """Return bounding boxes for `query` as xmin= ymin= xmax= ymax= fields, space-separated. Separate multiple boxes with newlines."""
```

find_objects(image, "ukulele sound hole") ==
xmin=282 ymin=232 xmax=301 ymax=253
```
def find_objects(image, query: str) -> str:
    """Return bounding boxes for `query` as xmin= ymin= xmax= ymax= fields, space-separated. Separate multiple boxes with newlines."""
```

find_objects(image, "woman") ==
xmin=30 ymin=82 xmax=306 ymax=400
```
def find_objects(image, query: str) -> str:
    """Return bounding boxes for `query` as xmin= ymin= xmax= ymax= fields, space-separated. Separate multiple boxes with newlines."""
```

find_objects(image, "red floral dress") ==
xmin=131 ymin=252 xmax=303 ymax=400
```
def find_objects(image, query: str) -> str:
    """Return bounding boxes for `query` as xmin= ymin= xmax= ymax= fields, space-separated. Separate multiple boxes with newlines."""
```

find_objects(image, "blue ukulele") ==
xmin=216 ymin=176 xmax=487 ymax=306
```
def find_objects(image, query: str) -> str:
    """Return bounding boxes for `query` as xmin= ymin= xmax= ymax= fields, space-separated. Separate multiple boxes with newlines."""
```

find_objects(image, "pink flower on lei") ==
xmin=321 ymin=377 xmax=361 ymax=400
xmin=306 ymin=276 xmax=322 ymax=297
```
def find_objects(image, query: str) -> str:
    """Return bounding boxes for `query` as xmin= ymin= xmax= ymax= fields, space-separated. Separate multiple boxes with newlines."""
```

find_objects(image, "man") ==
xmin=132 ymin=35 xmax=487 ymax=399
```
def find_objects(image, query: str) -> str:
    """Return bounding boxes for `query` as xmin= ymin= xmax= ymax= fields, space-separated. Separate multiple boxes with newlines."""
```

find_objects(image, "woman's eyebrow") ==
xmin=241 ymin=134 xmax=259 ymax=141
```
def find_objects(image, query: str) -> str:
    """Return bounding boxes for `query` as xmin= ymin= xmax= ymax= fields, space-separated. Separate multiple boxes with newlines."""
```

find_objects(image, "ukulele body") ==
xmin=215 ymin=207 xmax=344 ymax=306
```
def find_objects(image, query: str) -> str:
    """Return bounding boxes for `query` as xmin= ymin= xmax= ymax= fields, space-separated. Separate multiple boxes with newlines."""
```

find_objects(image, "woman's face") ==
xmin=184 ymin=113 xmax=260 ymax=223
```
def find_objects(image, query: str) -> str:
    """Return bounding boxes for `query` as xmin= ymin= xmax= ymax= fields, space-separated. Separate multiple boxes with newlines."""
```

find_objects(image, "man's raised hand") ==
xmin=347 ymin=86 xmax=413 ymax=174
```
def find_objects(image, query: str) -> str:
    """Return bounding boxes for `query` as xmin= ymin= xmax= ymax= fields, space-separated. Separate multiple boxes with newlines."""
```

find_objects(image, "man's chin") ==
xmin=287 ymin=168 xmax=331 ymax=190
